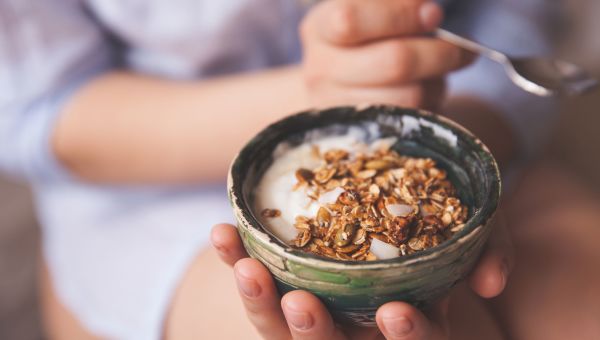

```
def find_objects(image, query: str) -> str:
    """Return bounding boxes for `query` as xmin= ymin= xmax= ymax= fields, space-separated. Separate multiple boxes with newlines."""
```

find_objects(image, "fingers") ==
xmin=234 ymin=258 xmax=292 ymax=339
xmin=281 ymin=290 xmax=347 ymax=340
xmin=303 ymin=0 xmax=443 ymax=45
xmin=211 ymin=224 xmax=248 ymax=267
xmin=301 ymin=0 xmax=469 ymax=109
xmin=307 ymin=38 xmax=475 ymax=87
xmin=376 ymin=301 xmax=447 ymax=340
xmin=468 ymin=212 xmax=515 ymax=298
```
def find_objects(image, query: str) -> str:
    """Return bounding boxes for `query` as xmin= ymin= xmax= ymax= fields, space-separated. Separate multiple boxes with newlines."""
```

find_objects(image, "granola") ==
xmin=260 ymin=139 xmax=468 ymax=261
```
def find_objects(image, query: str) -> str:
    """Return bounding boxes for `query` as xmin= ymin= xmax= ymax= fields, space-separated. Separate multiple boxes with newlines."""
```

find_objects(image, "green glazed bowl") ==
xmin=227 ymin=105 xmax=501 ymax=326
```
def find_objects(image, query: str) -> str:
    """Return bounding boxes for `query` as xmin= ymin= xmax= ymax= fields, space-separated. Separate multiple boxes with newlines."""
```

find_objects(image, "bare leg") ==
xmin=492 ymin=163 xmax=600 ymax=340
xmin=164 ymin=246 xmax=261 ymax=340
xmin=447 ymin=283 xmax=504 ymax=340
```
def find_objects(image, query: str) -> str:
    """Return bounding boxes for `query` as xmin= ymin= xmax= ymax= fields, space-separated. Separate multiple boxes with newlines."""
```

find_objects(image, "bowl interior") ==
xmin=229 ymin=106 xmax=500 ymax=265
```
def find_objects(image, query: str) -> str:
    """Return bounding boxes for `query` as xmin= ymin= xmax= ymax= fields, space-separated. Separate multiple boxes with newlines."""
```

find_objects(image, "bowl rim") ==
xmin=228 ymin=105 xmax=501 ymax=270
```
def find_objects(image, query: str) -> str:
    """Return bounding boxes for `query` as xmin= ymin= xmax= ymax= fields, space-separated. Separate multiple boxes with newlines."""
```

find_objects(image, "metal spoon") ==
xmin=435 ymin=28 xmax=599 ymax=97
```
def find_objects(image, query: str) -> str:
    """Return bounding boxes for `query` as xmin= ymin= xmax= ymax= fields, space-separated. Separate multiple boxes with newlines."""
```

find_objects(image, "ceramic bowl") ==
xmin=227 ymin=105 xmax=501 ymax=326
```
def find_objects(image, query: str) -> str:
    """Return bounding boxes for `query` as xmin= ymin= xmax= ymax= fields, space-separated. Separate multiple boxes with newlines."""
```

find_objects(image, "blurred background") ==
xmin=1 ymin=0 xmax=599 ymax=338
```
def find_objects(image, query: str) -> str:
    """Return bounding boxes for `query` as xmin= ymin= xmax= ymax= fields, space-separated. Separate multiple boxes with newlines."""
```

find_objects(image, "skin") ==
xmin=41 ymin=165 xmax=600 ymax=340
xmin=42 ymin=0 xmax=521 ymax=339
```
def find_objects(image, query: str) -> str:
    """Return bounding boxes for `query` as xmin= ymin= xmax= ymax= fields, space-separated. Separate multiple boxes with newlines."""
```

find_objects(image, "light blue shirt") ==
xmin=0 ymin=0 xmax=559 ymax=338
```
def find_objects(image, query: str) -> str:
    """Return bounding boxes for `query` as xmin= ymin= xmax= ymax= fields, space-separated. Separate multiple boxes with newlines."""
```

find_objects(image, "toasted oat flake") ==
xmin=261 ymin=208 xmax=281 ymax=218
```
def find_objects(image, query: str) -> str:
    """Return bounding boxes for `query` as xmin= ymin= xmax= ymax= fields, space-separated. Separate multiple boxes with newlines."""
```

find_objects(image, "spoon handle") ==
xmin=435 ymin=28 xmax=508 ymax=64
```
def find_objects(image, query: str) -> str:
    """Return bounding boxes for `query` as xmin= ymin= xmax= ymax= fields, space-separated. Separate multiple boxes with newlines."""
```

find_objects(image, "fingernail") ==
xmin=283 ymin=306 xmax=314 ymax=331
xmin=235 ymin=270 xmax=261 ymax=298
xmin=419 ymin=2 xmax=444 ymax=31
xmin=383 ymin=316 xmax=413 ymax=337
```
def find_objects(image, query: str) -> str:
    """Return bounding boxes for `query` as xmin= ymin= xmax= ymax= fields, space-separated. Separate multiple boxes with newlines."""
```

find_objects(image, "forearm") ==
xmin=52 ymin=66 xmax=308 ymax=184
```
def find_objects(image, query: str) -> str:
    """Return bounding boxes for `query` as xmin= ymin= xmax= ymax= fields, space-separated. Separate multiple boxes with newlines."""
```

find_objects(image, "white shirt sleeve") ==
xmin=0 ymin=0 xmax=114 ymax=181
xmin=443 ymin=0 xmax=563 ymax=158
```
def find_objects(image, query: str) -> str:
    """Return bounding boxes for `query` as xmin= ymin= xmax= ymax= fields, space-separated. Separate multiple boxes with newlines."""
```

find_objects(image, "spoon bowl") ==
xmin=508 ymin=57 xmax=599 ymax=96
